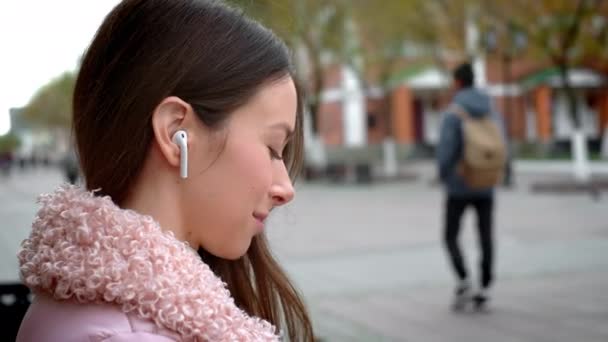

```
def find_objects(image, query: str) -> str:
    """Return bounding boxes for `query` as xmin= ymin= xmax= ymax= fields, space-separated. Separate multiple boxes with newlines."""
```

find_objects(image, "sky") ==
xmin=0 ymin=0 xmax=121 ymax=135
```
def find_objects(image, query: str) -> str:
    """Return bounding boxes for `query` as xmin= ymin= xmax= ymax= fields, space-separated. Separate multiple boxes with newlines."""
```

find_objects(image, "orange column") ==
xmin=391 ymin=85 xmax=414 ymax=144
xmin=513 ymin=96 xmax=526 ymax=141
xmin=534 ymin=85 xmax=552 ymax=143
xmin=599 ymin=88 xmax=608 ymax=132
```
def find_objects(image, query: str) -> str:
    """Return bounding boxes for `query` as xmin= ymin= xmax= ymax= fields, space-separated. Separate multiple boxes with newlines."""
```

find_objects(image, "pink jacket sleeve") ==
xmin=17 ymin=295 xmax=179 ymax=342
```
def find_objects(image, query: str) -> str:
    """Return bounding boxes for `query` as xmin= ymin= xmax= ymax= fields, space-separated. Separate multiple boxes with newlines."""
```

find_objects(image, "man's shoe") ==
xmin=451 ymin=280 xmax=472 ymax=312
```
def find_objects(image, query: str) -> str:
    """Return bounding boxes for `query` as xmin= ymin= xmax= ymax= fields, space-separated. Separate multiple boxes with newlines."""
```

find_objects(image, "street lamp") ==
xmin=483 ymin=22 xmax=527 ymax=187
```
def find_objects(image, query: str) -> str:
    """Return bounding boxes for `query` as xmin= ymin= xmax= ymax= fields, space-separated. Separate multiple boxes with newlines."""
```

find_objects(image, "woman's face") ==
xmin=183 ymin=76 xmax=297 ymax=259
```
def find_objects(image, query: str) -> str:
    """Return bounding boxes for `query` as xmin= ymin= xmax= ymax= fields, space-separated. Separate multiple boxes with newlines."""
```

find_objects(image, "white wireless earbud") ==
xmin=172 ymin=130 xmax=188 ymax=179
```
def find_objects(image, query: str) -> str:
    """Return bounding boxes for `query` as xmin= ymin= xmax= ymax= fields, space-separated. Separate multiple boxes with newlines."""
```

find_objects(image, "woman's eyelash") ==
xmin=268 ymin=147 xmax=283 ymax=160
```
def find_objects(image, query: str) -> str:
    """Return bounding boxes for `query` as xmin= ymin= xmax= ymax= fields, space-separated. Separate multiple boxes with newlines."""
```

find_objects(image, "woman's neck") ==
xmin=121 ymin=153 xmax=190 ymax=245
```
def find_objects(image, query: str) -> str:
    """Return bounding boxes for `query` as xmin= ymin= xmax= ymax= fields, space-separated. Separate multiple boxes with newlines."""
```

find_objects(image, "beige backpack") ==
xmin=451 ymin=104 xmax=507 ymax=189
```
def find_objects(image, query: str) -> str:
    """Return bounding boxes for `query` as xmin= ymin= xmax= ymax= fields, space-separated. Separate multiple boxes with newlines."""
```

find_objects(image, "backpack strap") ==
xmin=448 ymin=103 xmax=471 ymax=121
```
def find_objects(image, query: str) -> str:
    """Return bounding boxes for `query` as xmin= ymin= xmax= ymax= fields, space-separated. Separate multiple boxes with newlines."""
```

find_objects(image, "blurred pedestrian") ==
xmin=437 ymin=62 xmax=506 ymax=311
xmin=16 ymin=1 xmax=312 ymax=341
xmin=0 ymin=151 xmax=12 ymax=177
xmin=61 ymin=146 xmax=80 ymax=184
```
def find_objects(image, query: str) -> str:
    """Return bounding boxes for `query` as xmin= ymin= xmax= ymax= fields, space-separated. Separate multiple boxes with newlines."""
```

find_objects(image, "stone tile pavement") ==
xmin=1 ymin=165 xmax=607 ymax=341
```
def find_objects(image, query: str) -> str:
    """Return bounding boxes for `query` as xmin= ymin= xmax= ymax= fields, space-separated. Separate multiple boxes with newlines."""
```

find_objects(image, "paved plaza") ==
xmin=1 ymin=163 xmax=607 ymax=341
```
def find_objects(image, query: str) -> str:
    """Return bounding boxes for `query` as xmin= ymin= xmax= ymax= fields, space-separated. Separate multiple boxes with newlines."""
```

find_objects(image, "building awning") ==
xmin=387 ymin=65 xmax=450 ymax=90
xmin=521 ymin=68 xmax=606 ymax=89
xmin=406 ymin=68 xmax=450 ymax=89
xmin=387 ymin=65 xmax=427 ymax=88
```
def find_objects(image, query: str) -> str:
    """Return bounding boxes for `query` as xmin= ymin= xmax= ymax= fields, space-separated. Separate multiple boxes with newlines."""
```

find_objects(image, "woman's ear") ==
xmin=151 ymin=96 xmax=192 ymax=171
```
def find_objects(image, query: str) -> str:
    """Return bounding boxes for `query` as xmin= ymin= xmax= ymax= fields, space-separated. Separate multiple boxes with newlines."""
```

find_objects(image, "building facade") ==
xmin=313 ymin=58 xmax=608 ymax=155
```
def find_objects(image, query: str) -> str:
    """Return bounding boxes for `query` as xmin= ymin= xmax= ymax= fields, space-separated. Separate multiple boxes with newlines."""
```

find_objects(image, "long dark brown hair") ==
xmin=73 ymin=0 xmax=311 ymax=340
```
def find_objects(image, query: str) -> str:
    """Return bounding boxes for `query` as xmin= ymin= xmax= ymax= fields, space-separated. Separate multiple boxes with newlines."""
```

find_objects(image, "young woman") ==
xmin=16 ymin=0 xmax=313 ymax=340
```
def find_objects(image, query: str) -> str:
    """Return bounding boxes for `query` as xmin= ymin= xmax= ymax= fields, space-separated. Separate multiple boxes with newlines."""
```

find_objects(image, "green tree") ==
xmin=230 ymin=0 xmax=474 ymax=136
xmin=483 ymin=0 xmax=608 ymax=180
xmin=0 ymin=133 xmax=20 ymax=154
xmin=21 ymin=72 xmax=75 ymax=129
xmin=483 ymin=0 xmax=608 ymax=128
xmin=348 ymin=0 xmax=472 ymax=141
xmin=228 ymin=0 xmax=348 ymax=135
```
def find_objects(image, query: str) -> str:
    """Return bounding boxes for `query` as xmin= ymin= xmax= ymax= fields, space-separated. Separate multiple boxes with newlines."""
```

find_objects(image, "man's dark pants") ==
xmin=444 ymin=196 xmax=494 ymax=289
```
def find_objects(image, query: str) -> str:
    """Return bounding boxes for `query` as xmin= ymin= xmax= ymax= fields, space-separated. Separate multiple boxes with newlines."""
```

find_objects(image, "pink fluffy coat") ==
xmin=17 ymin=185 xmax=280 ymax=341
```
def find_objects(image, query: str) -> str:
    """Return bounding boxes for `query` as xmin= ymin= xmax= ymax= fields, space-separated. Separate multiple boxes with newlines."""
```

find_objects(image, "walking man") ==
xmin=437 ymin=62 xmax=506 ymax=311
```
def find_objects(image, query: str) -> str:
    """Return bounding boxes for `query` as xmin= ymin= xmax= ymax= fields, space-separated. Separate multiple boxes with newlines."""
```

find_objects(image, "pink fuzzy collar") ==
xmin=18 ymin=185 xmax=280 ymax=341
